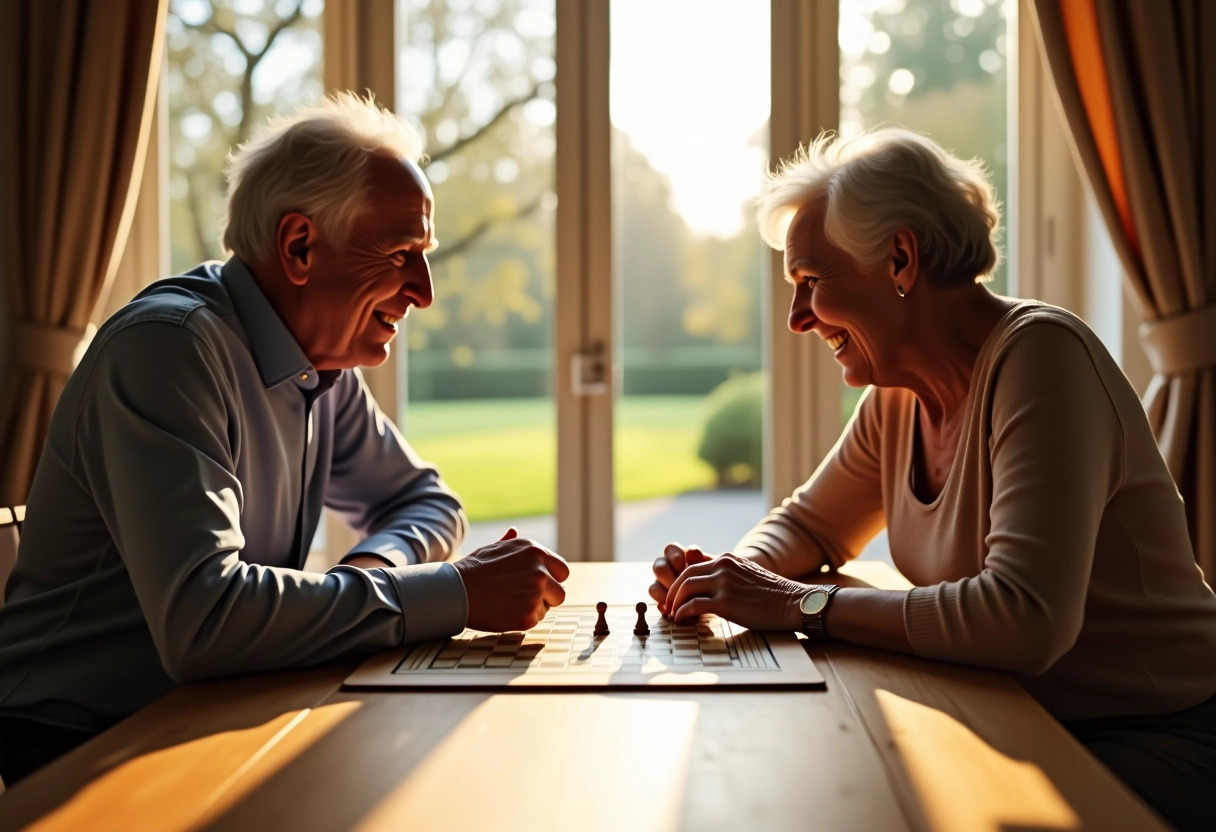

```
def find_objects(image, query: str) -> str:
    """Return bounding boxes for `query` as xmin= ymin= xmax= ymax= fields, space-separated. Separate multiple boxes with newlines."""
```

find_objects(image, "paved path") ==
xmin=465 ymin=489 xmax=894 ymax=566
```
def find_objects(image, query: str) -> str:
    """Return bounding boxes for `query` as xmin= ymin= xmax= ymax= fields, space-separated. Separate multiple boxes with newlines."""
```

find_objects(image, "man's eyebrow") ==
xmin=387 ymin=232 xmax=436 ymax=252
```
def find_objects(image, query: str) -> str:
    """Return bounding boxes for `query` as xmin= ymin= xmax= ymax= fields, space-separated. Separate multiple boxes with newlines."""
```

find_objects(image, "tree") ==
xmin=840 ymin=0 xmax=1010 ymax=290
xmin=166 ymin=0 xmax=551 ymax=279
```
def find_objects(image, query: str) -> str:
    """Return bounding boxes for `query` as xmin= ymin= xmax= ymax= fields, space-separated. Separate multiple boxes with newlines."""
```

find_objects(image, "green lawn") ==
xmin=403 ymin=396 xmax=717 ymax=522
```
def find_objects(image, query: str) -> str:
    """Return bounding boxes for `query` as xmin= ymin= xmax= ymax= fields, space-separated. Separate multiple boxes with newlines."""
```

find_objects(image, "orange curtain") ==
xmin=1029 ymin=0 xmax=1216 ymax=577
xmin=0 ymin=0 xmax=166 ymax=505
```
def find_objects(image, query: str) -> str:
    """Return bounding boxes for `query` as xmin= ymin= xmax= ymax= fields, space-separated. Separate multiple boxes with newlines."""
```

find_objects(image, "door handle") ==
xmin=572 ymin=342 xmax=610 ymax=395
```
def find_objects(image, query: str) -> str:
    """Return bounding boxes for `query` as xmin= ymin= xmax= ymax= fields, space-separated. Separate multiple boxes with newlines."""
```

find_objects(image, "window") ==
xmin=395 ymin=0 xmax=558 ymax=551
xmin=166 ymin=0 xmax=325 ymax=273
xmin=610 ymin=0 xmax=771 ymax=559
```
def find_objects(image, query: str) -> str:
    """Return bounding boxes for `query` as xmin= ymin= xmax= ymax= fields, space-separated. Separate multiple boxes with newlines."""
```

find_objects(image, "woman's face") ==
xmin=783 ymin=198 xmax=906 ymax=388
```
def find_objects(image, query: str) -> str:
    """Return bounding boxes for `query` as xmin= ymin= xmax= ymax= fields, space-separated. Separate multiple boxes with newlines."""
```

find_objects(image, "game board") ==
xmin=343 ymin=604 xmax=825 ymax=690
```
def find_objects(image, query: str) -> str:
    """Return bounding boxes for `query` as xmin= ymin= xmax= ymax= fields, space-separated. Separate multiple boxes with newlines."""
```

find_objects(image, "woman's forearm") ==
xmin=821 ymin=587 xmax=914 ymax=654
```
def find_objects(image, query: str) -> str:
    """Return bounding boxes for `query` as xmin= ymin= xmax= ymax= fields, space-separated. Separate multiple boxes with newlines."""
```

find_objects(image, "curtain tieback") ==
xmin=12 ymin=320 xmax=97 ymax=376
xmin=1139 ymin=304 xmax=1216 ymax=376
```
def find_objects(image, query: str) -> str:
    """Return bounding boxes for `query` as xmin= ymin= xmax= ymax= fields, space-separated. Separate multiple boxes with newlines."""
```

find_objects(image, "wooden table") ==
xmin=0 ymin=562 xmax=1168 ymax=831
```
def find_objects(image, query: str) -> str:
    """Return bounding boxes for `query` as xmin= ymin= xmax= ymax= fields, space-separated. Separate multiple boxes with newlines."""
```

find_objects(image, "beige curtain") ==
xmin=1029 ymin=0 xmax=1216 ymax=577
xmin=0 ymin=0 xmax=166 ymax=505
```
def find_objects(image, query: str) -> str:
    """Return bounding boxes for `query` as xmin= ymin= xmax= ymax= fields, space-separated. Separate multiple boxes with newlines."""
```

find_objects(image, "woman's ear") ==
xmin=277 ymin=212 xmax=316 ymax=287
xmin=889 ymin=229 xmax=920 ymax=296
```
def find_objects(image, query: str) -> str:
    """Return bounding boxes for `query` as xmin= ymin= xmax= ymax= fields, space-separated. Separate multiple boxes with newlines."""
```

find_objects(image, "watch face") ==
xmin=800 ymin=591 xmax=828 ymax=615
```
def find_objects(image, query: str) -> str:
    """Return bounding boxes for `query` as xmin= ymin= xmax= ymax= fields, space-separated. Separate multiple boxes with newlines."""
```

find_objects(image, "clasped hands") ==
xmin=649 ymin=544 xmax=809 ymax=631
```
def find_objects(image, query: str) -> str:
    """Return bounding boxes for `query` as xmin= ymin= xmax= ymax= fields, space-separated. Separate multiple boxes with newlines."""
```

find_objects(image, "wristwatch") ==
xmin=798 ymin=584 xmax=840 ymax=643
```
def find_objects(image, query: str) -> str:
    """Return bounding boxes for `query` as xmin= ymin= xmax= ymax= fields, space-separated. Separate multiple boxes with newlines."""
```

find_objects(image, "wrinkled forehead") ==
xmin=783 ymin=197 xmax=829 ymax=265
xmin=366 ymin=154 xmax=433 ymax=209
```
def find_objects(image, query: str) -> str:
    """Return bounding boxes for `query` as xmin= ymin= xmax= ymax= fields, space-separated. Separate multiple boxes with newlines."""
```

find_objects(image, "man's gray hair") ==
xmin=221 ymin=92 xmax=425 ymax=263
xmin=756 ymin=128 xmax=1002 ymax=285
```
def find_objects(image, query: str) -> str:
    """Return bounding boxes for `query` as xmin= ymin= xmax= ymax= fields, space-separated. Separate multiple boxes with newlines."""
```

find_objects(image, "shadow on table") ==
xmin=0 ymin=662 xmax=364 ymax=831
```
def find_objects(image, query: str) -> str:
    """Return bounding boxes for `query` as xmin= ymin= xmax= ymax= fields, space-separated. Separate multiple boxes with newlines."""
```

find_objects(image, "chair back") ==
xmin=0 ymin=506 xmax=19 ymax=606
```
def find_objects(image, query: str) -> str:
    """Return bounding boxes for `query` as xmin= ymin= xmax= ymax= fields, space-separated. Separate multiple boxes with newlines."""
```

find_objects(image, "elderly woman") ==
xmin=650 ymin=128 xmax=1216 ymax=831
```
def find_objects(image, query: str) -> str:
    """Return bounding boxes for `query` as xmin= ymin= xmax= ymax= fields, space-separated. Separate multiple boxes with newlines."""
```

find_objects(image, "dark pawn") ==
xmin=594 ymin=601 xmax=610 ymax=636
xmin=634 ymin=602 xmax=651 ymax=636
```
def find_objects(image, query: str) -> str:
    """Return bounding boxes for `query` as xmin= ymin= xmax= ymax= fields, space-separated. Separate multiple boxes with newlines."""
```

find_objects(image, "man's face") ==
xmin=300 ymin=155 xmax=436 ymax=370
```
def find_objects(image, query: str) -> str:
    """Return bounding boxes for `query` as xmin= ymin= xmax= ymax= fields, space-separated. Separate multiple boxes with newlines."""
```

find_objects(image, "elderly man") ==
xmin=0 ymin=94 xmax=568 ymax=785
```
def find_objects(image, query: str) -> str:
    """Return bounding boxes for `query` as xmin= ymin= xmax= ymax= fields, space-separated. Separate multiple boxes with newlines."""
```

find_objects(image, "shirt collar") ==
xmin=220 ymin=257 xmax=323 ymax=391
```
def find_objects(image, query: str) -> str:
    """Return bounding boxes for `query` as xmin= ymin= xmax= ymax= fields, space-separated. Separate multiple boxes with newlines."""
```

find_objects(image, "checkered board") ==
xmin=344 ymin=605 xmax=825 ymax=690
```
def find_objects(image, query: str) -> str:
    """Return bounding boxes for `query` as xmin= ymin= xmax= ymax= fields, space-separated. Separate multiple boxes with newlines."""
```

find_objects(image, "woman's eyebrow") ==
xmin=784 ymin=256 xmax=824 ymax=282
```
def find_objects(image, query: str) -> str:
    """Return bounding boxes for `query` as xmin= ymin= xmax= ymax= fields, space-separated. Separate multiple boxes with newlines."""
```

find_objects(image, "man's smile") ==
xmin=373 ymin=310 xmax=403 ymax=330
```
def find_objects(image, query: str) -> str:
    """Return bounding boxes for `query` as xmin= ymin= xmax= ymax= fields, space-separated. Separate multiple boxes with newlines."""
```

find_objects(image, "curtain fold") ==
xmin=1029 ymin=0 xmax=1216 ymax=577
xmin=0 ymin=0 xmax=166 ymax=505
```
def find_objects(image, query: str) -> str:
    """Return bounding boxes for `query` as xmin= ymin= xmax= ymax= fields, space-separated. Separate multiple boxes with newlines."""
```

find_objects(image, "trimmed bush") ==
xmin=697 ymin=372 xmax=764 ymax=487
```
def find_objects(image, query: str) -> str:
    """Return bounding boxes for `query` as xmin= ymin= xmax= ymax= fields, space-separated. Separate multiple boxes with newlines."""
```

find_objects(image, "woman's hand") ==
xmin=649 ymin=543 xmax=711 ymax=616
xmin=664 ymin=552 xmax=807 ymax=631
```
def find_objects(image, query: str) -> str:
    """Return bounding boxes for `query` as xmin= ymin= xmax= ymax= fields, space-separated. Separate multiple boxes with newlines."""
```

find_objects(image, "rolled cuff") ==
xmin=344 ymin=531 xmax=422 ymax=569
xmin=903 ymin=584 xmax=953 ymax=657
xmin=385 ymin=561 xmax=468 ymax=643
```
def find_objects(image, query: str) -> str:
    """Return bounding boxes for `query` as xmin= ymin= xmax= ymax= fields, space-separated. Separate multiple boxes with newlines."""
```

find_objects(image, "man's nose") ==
xmin=407 ymin=260 xmax=434 ymax=309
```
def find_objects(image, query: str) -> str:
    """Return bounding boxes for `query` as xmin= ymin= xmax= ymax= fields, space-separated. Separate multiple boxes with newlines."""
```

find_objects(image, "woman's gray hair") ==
xmin=221 ymin=92 xmax=425 ymax=263
xmin=756 ymin=128 xmax=1002 ymax=285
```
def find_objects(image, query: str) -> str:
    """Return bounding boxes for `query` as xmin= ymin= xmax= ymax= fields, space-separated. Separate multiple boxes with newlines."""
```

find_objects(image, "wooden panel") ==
xmin=0 ymin=664 xmax=352 ymax=832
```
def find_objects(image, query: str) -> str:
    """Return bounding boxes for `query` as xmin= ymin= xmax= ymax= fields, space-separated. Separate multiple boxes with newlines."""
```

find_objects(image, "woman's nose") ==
xmin=788 ymin=285 xmax=815 ymax=333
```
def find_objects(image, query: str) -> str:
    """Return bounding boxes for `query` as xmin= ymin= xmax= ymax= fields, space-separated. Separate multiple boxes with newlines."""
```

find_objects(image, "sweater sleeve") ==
xmin=904 ymin=322 xmax=1124 ymax=675
xmin=735 ymin=386 xmax=887 ymax=578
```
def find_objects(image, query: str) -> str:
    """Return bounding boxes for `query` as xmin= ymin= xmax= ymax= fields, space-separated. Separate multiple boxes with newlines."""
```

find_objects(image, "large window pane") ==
xmin=396 ymin=0 xmax=557 ymax=551
xmin=610 ymin=1 xmax=771 ymax=561
xmin=839 ymin=0 xmax=1012 ymax=424
xmin=166 ymin=0 xmax=324 ymax=273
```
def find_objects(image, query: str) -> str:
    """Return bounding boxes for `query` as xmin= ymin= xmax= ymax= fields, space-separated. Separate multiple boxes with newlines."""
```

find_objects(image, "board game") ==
xmin=343 ymin=603 xmax=825 ymax=690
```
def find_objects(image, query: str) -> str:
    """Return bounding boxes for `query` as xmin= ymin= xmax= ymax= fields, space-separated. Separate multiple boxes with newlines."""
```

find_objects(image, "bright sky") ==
xmin=609 ymin=0 xmax=770 ymax=239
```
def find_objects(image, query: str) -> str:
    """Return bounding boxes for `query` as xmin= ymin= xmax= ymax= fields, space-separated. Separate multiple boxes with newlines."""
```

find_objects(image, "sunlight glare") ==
xmin=610 ymin=0 xmax=769 ymax=239
xmin=875 ymin=690 xmax=1080 ymax=830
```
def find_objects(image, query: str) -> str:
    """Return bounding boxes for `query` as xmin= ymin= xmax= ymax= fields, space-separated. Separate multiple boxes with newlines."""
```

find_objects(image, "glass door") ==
xmin=609 ymin=1 xmax=772 ymax=561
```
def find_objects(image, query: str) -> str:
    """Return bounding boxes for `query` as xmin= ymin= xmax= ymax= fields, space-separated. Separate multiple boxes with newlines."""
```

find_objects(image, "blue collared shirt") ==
xmin=0 ymin=259 xmax=468 ymax=730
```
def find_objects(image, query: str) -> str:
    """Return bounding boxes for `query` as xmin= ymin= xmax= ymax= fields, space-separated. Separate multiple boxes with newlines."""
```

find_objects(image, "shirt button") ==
xmin=299 ymin=373 xmax=309 ymax=381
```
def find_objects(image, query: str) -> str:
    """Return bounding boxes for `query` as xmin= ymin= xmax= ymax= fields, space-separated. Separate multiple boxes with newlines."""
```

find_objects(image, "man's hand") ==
xmin=665 ymin=552 xmax=806 ymax=631
xmin=649 ymin=543 xmax=711 ymax=616
xmin=452 ymin=529 xmax=571 ymax=632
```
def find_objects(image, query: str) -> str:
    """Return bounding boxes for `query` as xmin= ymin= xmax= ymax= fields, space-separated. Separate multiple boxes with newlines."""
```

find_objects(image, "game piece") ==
xmin=634 ymin=602 xmax=650 ymax=636
xmin=594 ymin=601 xmax=610 ymax=636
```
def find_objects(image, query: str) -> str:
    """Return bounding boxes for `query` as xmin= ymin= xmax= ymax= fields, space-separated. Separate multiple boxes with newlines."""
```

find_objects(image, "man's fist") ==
xmin=453 ymin=529 xmax=571 ymax=632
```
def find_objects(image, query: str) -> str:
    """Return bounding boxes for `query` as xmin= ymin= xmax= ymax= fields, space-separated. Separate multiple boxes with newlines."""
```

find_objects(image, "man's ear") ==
xmin=276 ymin=212 xmax=316 ymax=287
xmin=889 ymin=229 xmax=920 ymax=296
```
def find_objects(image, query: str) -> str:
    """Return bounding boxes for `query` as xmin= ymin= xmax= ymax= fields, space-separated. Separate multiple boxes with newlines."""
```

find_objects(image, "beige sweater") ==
xmin=737 ymin=302 xmax=1216 ymax=720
